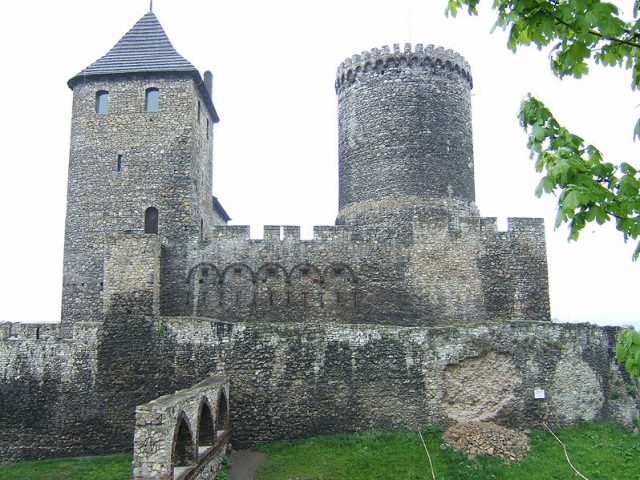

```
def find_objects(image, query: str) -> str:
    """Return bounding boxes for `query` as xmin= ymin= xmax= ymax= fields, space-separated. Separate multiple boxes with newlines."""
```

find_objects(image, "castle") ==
xmin=0 ymin=9 xmax=637 ymax=473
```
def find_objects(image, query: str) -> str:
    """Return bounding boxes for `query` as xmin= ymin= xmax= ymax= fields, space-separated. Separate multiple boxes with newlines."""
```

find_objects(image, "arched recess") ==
xmin=197 ymin=397 xmax=216 ymax=449
xmin=221 ymin=262 xmax=255 ymax=282
xmin=186 ymin=262 xmax=220 ymax=285
xmin=186 ymin=263 xmax=221 ymax=317
xmin=216 ymin=389 xmax=229 ymax=436
xmin=220 ymin=263 xmax=255 ymax=319
xmin=289 ymin=262 xmax=323 ymax=309
xmin=324 ymin=262 xmax=358 ymax=310
xmin=255 ymin=263 xmax=287 ymax=317
xmin=144 ymin=207 xmax=159 ymax=234
xmin=172 ymin=412 xmax=195 ymax=470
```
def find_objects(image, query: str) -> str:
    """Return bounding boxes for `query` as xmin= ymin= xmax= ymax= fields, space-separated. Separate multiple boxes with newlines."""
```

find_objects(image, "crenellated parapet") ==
xmin=0 ymin=321 xmax=60 ymax=341
xmin=335 ymin=43 xmax=472 ymax=94
xmin=335 ymin=43 xmax=476 ymax=223
xmin=184 ymin=215 xmax=550 ymax=325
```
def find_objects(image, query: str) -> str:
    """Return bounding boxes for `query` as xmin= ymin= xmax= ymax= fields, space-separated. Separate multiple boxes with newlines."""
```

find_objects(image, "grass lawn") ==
xmin=1 ymin=423 xmax=639 ymax=479
xmin=256 ymin=422 xmax=640 ymax=480
xmin=0 ymin=453 xmax=132 ymax=480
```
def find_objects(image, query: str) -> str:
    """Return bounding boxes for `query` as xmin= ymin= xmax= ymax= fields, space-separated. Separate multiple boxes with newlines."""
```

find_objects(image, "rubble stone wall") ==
xmin=0 ymin=317 xmax=636 ymax=464
xmin=0 ymin=322 xmax=101 ymax=464
xmin=163 ymin=318 xmax=636 ymax=447
xmin=186 ymin=216 xmax=550 ymax=325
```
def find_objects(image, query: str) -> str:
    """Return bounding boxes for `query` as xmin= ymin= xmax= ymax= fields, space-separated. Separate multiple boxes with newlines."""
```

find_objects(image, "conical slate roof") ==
xmin=68 ymin=11 xmax=198 ymax=86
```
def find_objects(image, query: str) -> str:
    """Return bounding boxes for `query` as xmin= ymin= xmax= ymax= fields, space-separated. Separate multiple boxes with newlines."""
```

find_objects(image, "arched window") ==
xmin=172 ymin=414 xmax=195 ymax=471
xmin=197 ymin=400 xmax=215 ymax=448
xmin=95 ymin=90 xmax=109 ymax=114
xmin=145 ymin=87 xmax=159 ymax=112
xmin=144 ymin=207 xmax=158 ymax=234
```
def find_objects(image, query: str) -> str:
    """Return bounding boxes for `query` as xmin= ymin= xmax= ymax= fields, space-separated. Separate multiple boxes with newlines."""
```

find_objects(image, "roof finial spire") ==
xmin=150 ymin=0 xmax=153 ymax=12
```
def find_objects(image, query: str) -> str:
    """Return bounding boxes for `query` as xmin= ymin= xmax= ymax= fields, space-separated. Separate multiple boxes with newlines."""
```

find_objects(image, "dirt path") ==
xmin=229 ymin=449 xmax=266 ymax=480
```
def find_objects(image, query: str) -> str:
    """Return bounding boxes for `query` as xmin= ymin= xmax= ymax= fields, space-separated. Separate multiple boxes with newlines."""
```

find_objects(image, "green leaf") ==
xmin=563 ymin=190 xmax=581 ymax=210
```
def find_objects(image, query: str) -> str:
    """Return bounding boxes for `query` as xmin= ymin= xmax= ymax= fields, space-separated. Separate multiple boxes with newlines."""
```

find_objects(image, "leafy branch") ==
xmin=616 ymin=328 xmax=640 ymax=379
xmin=520 ymin=96 xmax=640 ymax=258
xmin=447 ymin=0 xmax=640 ymax=259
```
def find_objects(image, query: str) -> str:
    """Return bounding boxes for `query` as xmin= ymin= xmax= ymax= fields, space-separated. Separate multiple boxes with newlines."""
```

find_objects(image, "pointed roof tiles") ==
xmin=68 ymin=12 xmax=197 ymax=85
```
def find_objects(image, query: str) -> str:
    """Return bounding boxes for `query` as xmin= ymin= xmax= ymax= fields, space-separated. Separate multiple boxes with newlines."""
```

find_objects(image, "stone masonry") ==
xmin=132 ymin=376 xmax=229 ymax=480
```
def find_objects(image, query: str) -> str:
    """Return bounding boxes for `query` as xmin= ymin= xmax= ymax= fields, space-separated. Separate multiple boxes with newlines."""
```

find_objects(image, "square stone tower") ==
xmin=62 ymin=12 xmax=228 ymax=323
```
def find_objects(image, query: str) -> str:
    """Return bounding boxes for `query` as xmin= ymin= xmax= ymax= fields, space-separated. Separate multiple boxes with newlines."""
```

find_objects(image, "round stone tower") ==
xmin=335 ymin=43 xmax=478 ymax=224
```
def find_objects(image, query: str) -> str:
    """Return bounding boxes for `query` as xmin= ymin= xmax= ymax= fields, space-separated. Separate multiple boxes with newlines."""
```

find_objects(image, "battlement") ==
xmin=479 ymin=217 xmax=546 ymax=236
xmin=207 ymin=217 xmax=545 ymax=245
xmin=209 ymin=225 xmax=354 ymax=243
xmin=335 ymin=43 xmax=472 ymax=94
xmin=364 ymin=214 xmax=545 ymax=237
xmin=0 ymin=321 xmax=60 ymax=341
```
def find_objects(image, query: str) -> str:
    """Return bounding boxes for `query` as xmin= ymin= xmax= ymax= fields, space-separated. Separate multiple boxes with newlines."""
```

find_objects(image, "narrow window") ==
xmin=95 ymin=90 xmax=109 ymax=114
xmin=197 ymin=100 xmax=201 ymax=122
xmin=145 ymin=88 xmax=159 ymax=112
xmin=206 ymin=118 xmax=210 ymax=139
xmin=116 ymin=154 xmax=124 ymax=172
xmin=144 ymin=207 xmax=158 ymax=234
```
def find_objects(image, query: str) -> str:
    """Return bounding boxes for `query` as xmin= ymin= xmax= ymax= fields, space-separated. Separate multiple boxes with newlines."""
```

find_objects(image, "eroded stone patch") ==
xmin=444 ymin=351 xmax=521 ymax=422
xmin=549 ymin=354 xmax=604 ymax=422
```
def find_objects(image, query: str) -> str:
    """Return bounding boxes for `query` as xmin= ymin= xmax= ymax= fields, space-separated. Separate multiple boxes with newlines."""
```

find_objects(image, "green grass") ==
xmin=0 ymin=453 xmax=132 ymax=480
xmin=1 ymin=423 xmax=639 ymax=479
xmin=256 ymin=423 xmax=640 ymax=480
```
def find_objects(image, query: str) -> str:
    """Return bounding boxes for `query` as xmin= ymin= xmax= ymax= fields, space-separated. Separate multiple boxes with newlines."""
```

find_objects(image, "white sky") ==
xmin=0 ymin=0 xmax=638 ymax=327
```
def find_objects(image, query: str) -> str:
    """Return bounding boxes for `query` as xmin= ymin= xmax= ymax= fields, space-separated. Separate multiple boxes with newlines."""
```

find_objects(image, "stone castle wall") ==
xmin=103 ymin=234 xmax=162 ymax=315
xmin=183 ymin=215 xmax=549 ymax=325
xmin=0 ymin=322 xmax=101 ymax=463
xmin=1 ymin=317 xmax=636 ymax=464
xmin=162 ymin=319 xmax=636 ymax=447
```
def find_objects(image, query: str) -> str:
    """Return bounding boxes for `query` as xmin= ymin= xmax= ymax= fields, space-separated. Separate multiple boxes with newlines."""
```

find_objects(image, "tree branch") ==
xmin=554 ymin=17 xmax=640 ymax=49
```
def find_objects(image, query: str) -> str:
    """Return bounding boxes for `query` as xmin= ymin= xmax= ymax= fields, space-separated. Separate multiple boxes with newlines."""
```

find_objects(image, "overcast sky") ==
xmin=0 ymin=0 xmax=638 ymax=327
